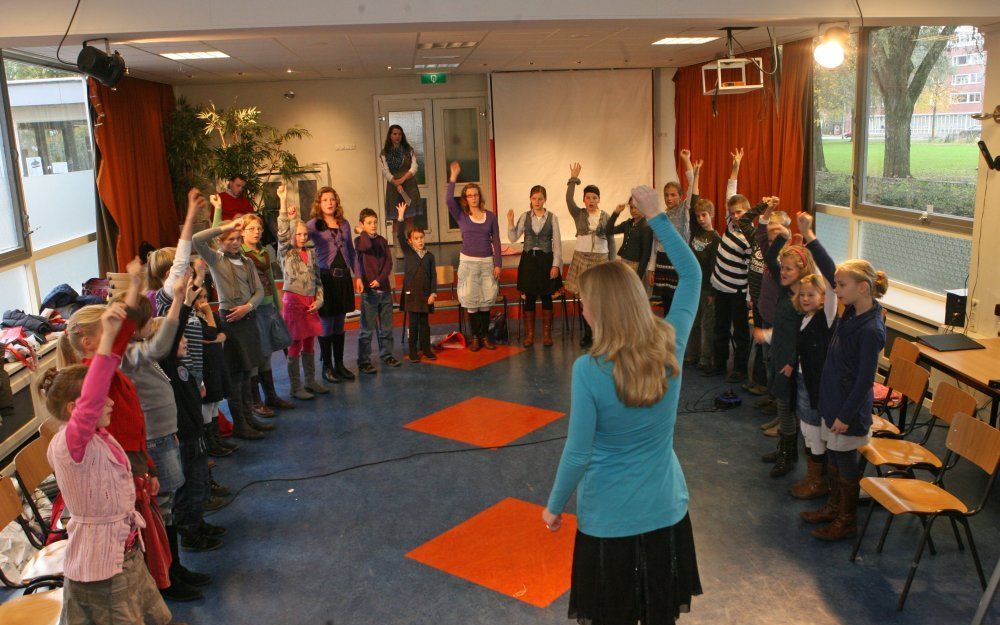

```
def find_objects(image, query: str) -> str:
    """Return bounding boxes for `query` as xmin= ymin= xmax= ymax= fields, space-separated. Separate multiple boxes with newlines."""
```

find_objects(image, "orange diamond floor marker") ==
xmin=425 ymin=344 xmax=525 ymax=371
xmin=407 ymin=497 xmax=577 ymax=608
xmin=404 ymin=396 xmax=565 ymax=447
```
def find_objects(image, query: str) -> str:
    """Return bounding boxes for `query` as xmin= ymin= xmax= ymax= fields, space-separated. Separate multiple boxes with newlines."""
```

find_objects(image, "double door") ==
xmin=375 ymin=95 xmax=489 ymax=243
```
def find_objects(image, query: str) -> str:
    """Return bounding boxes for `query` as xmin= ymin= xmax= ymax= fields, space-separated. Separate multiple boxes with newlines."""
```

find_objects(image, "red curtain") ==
xmin=89 ymin=76 xmax=177 ymax=270
xmin=674 ymin=38 xmax=813 ymax=232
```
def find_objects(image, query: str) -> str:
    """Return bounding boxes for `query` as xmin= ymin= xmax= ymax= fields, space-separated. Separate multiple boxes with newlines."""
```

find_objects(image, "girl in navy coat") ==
xmin=801 ymin=259 xmax=888 ymax=541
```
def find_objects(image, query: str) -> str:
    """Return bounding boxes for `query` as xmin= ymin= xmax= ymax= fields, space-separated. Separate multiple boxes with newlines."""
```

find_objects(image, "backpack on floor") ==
xmin=488 ymin=309 xmax=508 ymax=345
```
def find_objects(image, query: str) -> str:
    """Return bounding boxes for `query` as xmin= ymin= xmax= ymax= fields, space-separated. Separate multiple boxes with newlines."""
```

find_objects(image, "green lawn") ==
xmin=821 ymin=139 xmax=980 ymax=181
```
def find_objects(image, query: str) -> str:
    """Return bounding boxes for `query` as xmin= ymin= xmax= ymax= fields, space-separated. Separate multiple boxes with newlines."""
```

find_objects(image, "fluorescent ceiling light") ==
xmin=417 ymin=42 xmax=477 ymax=50
xmin=160 ymin=51 xmax=230 ymax=60
xmin=652 ymin=37 xmax=718 ymax=45
xmin=414 ymin=63 xmax=460 ymax=69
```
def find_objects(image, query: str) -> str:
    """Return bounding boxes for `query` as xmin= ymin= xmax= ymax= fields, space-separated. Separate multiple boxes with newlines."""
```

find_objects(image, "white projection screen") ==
xmin=491 ymin=69 xmax=653 ymax=244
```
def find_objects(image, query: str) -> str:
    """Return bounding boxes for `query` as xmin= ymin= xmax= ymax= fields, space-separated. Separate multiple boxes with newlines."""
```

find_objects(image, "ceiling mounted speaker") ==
xmin=77 ymin=39 xmax=127 ymax=88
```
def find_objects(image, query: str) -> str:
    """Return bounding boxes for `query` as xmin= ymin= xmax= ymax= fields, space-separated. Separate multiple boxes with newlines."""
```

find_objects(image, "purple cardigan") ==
xmin=354 ymin=232 xmax=393 ymax=293
xmin=307 ymin=217 xmax=357 ymax=273
xmin=447 ymin=181 xmax=501 ymax=267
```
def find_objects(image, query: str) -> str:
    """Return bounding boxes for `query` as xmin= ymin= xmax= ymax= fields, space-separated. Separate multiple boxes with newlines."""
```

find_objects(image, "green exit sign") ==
xmin=421 ymin=73 xmax=448 ymax=85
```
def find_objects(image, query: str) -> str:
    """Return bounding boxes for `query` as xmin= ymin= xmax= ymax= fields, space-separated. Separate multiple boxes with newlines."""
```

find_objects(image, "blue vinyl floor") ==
xmin=7 ymin=322 xmax=1000 ymax=625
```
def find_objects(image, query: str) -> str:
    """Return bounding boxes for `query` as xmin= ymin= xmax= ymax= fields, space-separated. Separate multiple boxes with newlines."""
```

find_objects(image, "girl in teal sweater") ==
xmin=544 ymin=185 xmax=702 ymax=625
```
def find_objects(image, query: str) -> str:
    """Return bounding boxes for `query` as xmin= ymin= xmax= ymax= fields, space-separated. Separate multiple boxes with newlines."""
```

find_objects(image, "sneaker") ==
xmin=161 ymin=577 xmax=203 ymax=602
xmin=382 ymin=356 xmax=402 ymax=368
xmin=180 ymin=531 xmax=223 ymax=552
xmin=204 ymin=495 xmax=228 ymax=512
xmin=763 ymin=424 xmax=779 ymax=437
xmin=199 ymin=521 xmax=227 ymax=537
xmin=174 ymin=564 xmax=212 ymax=587
xmin=359 ymin=362 xmax=377 ymax=375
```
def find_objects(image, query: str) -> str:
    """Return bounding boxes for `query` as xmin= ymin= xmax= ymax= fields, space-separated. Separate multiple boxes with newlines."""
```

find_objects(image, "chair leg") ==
xmin=918 ymin=517 xmax=937 ymax=556
xmin=949 ymin=516 xmax=965 ymax=552
xmin=960 ymin=516 xmax=987 ymax=588
xmin=898 ymin=515 xmax=936 ymax=611
xmin=851 ymin=500 xmax=878 ymax=562
xmin=876 ymin=513 xmax=895 ymax=553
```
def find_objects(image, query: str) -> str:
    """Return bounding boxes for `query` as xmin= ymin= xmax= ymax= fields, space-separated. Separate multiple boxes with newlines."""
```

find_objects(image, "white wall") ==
xmin=175 ymin=74 xmax=487 ymax=226
xmin=969 ymin=26 xmax=1000 ymax=336
xmin=653 ymin=68 xmax=677 ymax=190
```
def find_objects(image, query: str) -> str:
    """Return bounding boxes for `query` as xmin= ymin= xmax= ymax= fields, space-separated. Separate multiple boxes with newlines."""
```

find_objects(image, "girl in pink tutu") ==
xmin=276 ymin=184 xmax=329 ymax=400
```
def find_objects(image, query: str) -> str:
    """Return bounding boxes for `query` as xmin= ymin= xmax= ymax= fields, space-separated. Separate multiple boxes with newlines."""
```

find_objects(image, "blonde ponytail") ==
xmin=58 ymin=305 xmax=106 ymax=366
xmin=836 ymin=260 xmax=889 ymax=300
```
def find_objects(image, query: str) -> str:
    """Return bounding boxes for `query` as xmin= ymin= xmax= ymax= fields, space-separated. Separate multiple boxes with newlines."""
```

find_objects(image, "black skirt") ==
xmin=220 ymin=313 xmax=263 ymax=375
xmin=319 ymin=252 xmax=356 ymax=317
xmin=569 ymin=513 xmax=702 ymax=625
xmin=517 ymin=249 xmax=562 ymax=296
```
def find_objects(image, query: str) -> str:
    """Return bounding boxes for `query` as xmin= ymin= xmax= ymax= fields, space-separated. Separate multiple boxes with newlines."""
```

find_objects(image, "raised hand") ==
xmin=193 ymin=258 xmax=207 ymax=282
xmin=731 ymin=147 xmax=745 ymax=164
xmin=569 ymin=162 xmax=582 ymax=179
xmin=276 ymin=183 xmax=287 ymax=204
xmin=506 ymin=208 xmax=515 ymax=224
xmin=679 ymin=148 xmax=692 ymax=162
xmin=763 ymin=196 xmax=781 ymax=209
xmin=209 ymin=193 xmax=222 ymax=211
xmin=630 ymin=185 xmax=661 ymax=220
xmin=614 ymin=202 xmax=627 ymax=215
xmin=287 ymin=205 xmax=298 ymax=220
xmin=449 ymin=161 xmax=461 ymax=181
xmin=797 ymin=211 xmax=813 ymax=234
xmin=396 ymin=202 xmax=407 ymax=221
xmin=187 ymin=188 xmax=205 ymax=216
xmin=693 ymin=159 xmax=704 ymax=175
xmin=125 ymin=256 xmax=143 ymax=283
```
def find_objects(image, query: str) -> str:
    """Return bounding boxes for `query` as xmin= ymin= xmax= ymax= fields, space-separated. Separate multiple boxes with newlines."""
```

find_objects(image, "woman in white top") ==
xmin=379 ymin=125 xmax=421 ymax=226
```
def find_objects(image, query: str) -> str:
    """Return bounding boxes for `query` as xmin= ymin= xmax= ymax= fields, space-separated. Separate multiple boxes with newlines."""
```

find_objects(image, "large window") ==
xmin=812 ymin=26 xmax=983 ymax=300
xmin=0 ymin=55 xmax=99 ymax=312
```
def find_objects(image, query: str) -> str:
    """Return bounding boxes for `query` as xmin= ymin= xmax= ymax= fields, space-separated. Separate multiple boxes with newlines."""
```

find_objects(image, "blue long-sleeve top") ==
xmin=306 ymin=217 xmax=357 ymax=273
xmin=446 ymin=181 xmax=502 ymax=267
xmin=546 ymin=212 xmax=701 ymax=538
xmin=818 ymin=300 xmax=886 ymax=436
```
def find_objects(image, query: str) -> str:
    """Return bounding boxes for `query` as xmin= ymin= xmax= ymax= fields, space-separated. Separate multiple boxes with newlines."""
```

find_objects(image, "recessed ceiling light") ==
xmin=421 ymin=55 xmax=460 ymax=60
xmin=652 ymin=36 xmax=719 ymax=45
xmin=417 ymin=42 xmax=477 ymax=50
xmin=160 ymin=51 xmax=229 ymax=60
xmin=286 ymin=68 xmax=294 ymax=73
xmin=386 ymin=65 xmax=392 ymax=70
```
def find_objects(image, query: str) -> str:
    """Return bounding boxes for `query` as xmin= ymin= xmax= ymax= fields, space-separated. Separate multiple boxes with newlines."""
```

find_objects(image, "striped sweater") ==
xmin=709 ymin=199 xmax=767 ymax=294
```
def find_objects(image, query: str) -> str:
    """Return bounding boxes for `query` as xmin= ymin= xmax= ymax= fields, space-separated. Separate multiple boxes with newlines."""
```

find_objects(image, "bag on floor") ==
xmin=433 ymin=331 xmax=466 ymax=350
xmin=267 ymin=312 xmax=293 ymax=352
xmin=488 ymin=309 xmax=508 ymax=345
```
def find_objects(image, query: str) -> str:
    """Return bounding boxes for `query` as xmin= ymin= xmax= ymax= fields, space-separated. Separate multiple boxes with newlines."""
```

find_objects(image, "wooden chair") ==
xmin=870 ymin=358 xmax=929 ymax=438
xmin=14 ymin=437 xmax=65 ymax=543
xmin=871 ymin=338 xmax=920 ymax=430
xmin=0 ymin=477 xmax=65 ymax=590
xmin=851 ymin=413 xmax=1000 ymax=610
xmin=106 ymin=272 xmax=130 ymax=300
xmin=861 ymin=382 xmax=978 ymax=478
xmin=0 ymin=587 xmax=63 ymax=625
xmin=400 ymin=265 xmax=460 ymax=345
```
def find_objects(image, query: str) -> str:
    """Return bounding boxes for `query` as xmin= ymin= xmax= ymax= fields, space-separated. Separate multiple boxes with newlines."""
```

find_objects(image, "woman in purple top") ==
xmin=307 ymin=186 xmax=362 ymax=383
xmin=447 ymin=161 xmax=501 ymax=352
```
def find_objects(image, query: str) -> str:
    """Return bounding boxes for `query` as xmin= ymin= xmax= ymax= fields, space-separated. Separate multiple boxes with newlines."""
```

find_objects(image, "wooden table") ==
xmin=916 ymin=337 xmax=1000 ymax=427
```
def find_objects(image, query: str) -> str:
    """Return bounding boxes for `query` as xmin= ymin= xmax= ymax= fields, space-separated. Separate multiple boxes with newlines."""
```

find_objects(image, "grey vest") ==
xmin=522 ymin=211 xmax=554 ymax=253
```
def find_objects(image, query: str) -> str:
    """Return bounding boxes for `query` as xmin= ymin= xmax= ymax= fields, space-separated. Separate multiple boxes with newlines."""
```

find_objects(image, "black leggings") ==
xmin=827 ymin=449 xmax=861 ymax=480
xmin=523 ymin=293 xmax=553 ymax=311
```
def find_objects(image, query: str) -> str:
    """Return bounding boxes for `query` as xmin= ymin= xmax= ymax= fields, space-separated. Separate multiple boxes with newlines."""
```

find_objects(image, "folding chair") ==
xmin=872 ymin=338 xmax=920 ymax=417
xmin=870 ymin=358 xmax=929 ymax=438
xmin=0 ymin=477 xmax=65 ymax=590
xmin=14 ymin=437 xmax=65 ymax=543
xmin=851 ymin=413 xmax=1000 ymax=610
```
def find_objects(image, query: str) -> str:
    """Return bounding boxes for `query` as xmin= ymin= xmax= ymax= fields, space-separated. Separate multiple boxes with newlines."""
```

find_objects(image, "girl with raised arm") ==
xmin=447 ymin=161 xmax=501 ymax=352
xmin=544 ymin=185 xmax=702 ymax=624
xmin=507 ymin=185 xmax=562 ymax=347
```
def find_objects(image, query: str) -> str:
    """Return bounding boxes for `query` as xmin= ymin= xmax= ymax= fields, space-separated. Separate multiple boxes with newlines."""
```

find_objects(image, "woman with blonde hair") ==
xmin=306 ymin=186 xmax=361 ymax=382
xmin=802 ymin=258 xmax=888 ymax=542
xmin=544 ymin=185 xmax=702 ymax=625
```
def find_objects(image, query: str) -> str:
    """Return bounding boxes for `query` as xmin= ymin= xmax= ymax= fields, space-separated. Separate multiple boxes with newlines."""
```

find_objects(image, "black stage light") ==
xmin=77 ymin=39 xmax=127 ymax=88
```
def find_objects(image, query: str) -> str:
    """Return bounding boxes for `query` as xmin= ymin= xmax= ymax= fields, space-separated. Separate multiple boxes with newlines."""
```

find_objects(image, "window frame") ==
xmin=813 ymin=26 xmax=976 ymax=303
xmin=0 ymin=50 xmax=100 ymax=313
xmin=0 ymin=53 xmax=30 ymax=266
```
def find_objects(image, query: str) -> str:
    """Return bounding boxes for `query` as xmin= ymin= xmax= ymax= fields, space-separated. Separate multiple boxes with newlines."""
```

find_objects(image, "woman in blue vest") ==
xmin=507 ymin=185 xmax=562 ymax=347
xmin=544 ymin=184 xmax=702 ymax=625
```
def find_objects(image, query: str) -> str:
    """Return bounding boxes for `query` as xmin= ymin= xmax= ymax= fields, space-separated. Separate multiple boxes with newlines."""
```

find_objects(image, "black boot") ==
xmin=208 ymin=415 xmax=239 ymax=451
xmin=161 ymin=525 xmax=205 ymax=601
xmin=260 ymin=369 xmax=294 ymax=410
xmin=333 ymin=333 xmax=355 ymax=380
xmin=761 ymin=439 xmax=780 ymax=464
xmin=242 ymin=384 xmax=275 ymax=432
xmin=205 ymin=422 xmax=233 ymax=457
xmin=319 ymin=335 xmax=340 ymax=383
xmin=230 ymin=398 xmax=264 ymax=441
xmin=770 ymin=433 xmax=799 ymax=478
xmin=179 ymin=524 xmax=223 ymax=553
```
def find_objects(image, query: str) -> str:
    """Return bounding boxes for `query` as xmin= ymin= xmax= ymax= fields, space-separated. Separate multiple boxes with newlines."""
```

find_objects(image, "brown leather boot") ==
xmin=469 ymin=336 xmax=482 ymax=352
xmin=800 ymin=466 xmax=840 ymax=524
xmin=522 ymin=311 xmax=536 ymax=347
xmin=789 ymin=452 xmax=830 ymax=500
xmin=541 ymin=310 xmax=553 ymax=347
xmin=811 ymin=476 xmax=860 ymax=541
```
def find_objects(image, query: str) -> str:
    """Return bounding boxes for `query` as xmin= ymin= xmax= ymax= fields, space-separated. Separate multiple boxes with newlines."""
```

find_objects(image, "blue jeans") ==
xmin=146 ymin=434 xmax=184 ymax=524
xmin=174 ymin=438 xmax=210 ymax=531
xmin=358 ymin=290 xmax=394 ymax=364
